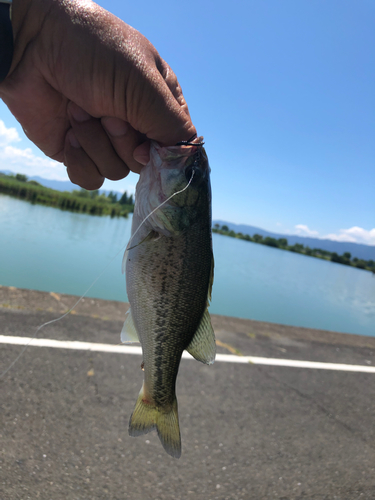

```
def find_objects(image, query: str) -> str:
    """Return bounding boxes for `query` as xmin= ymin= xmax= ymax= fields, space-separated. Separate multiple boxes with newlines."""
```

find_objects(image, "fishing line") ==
xmin=0 ymin=243 xmax=127 ymax=380
xmin=0 ymin=166 xmax=196 ymax=380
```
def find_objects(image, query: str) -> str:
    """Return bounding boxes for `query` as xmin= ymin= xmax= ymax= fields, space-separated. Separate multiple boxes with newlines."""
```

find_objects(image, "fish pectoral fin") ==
xmin=122 ymin=230 xmax=160 ymax=274
xmin=121 ymin=308 xmax=140 ymax=344
xmin=186 ymin=308 xmax=216 ymax=365
xmin=129 ymin=384 xmax=181 ymax=459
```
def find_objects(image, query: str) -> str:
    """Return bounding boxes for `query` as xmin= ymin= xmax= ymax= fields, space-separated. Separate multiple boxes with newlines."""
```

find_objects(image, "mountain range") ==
xmin=213 ymin=220 xmax=375 ymax=261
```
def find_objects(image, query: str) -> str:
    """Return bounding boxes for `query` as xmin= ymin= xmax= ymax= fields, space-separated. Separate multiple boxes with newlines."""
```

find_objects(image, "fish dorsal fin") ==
xmin=122 ymin=230 xmax=160 ymax=274
xmin=121 ymin=309 xmax=140 ymax=344
xmin=186 ymin=308 xmax=216 ymax=365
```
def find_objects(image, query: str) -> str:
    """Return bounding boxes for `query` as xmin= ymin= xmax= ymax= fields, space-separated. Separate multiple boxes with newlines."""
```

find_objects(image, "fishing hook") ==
xmin=176 ymin=134 xmax=205 ymax=147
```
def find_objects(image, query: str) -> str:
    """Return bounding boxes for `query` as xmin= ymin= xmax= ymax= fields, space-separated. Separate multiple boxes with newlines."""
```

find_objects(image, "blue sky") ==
xmin=0 ymin=0 xmax=374 ymax=244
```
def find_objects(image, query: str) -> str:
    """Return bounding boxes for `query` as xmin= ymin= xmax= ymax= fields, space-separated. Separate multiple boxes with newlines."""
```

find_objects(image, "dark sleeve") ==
xmin=0 ymin=1 xmax=13 ymax=82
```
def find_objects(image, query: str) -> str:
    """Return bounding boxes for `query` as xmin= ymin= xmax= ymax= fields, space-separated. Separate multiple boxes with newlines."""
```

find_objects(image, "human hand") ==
xmin=0 ymin=0 xmax=196 ymax=189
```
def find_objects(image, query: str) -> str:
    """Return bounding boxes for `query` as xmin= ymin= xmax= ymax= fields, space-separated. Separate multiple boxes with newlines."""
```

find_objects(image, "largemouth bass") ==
xmin=122 ymin=138 xmax=215 ymax=458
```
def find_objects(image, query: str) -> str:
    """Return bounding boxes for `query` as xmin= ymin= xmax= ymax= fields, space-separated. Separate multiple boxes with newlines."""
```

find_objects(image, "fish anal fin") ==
xmin=121 ymin=308 xmax=140 ymax=344
xmin=186 ymin=308 xmax=216 ymax=365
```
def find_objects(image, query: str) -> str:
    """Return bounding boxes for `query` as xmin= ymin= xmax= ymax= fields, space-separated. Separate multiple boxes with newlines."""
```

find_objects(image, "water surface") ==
xmin=1 ymin=195 xmax=374 ymax=336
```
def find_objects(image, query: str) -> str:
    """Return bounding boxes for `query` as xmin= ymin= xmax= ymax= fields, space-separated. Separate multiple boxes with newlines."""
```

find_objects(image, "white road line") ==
xmin=1 ymin=335 xmax=375 ymax=373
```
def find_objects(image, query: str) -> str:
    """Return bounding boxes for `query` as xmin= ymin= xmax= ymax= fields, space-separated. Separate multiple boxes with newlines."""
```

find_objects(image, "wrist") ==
xmin=9 ymin=0 xmax=47 ymax=71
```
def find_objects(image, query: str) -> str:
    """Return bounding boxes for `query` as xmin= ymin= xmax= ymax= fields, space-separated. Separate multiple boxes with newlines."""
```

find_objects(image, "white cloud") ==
xmin=323 ymin=227 xmax=375 ymax=245
xmin=0 ymin=120 xmax=21 ymax=147
xmin=294 ymin=224 xmax=319 ymax=237
xmin=294 ymin=223 xmax=375 ymax=245
xmin=0 ymin=119 xmax=67 ymax=181
xmin=0 ymin=120 xmax=138 ymax=191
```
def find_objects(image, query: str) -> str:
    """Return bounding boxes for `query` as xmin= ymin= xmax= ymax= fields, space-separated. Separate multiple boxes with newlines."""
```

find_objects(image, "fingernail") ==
xmin=70 ymin=103 xmax=91 ymax=122
xmin=102 ymin=117 xmax=128 ymax=137
xmin=68 ymin=130 xmax=81 ymax=148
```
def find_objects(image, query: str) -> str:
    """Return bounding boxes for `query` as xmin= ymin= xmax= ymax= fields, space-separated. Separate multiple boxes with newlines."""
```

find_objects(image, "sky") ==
xmin=0 ymin=0 xmax=374 ymax=245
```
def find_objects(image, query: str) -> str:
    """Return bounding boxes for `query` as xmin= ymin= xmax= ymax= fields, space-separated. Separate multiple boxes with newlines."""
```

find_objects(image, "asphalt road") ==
xmin=1 ymin=287 xmax=375 ymax=500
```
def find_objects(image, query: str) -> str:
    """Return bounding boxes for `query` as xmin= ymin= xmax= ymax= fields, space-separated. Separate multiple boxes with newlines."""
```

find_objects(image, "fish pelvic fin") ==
xmin=128 ymin=384 xmax=181 ymax=459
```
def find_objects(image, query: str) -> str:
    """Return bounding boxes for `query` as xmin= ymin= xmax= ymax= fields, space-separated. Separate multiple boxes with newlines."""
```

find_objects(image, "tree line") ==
xmin=213 ymin=224 xmax=375 ymax=273
xmin=0 ymin=173 xmax=134 ymax=217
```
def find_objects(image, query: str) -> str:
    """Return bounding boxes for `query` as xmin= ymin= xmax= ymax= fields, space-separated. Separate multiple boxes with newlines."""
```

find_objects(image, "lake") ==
xmin=1 ymin=194 xmax=374 ymax=336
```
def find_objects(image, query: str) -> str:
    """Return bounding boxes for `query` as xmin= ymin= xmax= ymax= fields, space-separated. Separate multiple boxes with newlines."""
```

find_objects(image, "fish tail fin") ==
xmin=156 ymin=398 xmax=181 ymax=458
xmin=128 ymin=384 xmax=181 ymax=458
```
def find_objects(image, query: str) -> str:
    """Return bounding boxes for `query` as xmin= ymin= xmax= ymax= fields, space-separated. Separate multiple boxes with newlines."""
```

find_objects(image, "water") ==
xmin=1 ymin=195 xmax=374 ymax=336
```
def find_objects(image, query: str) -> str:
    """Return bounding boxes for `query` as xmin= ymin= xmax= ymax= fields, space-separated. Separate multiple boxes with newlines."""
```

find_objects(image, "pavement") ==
xmin=1 ymin=285 xmax=375 ymax=500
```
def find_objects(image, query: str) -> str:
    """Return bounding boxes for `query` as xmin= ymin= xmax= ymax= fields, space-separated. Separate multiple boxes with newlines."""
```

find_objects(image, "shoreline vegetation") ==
xmin=213 ymin=224 xmax=375 ymax=273
xmin=0 ymin=172 xmax=134 ymax=217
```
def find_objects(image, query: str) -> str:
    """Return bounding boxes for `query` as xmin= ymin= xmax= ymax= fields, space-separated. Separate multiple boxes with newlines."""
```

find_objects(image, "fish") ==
xmin=122 ymin=138 xmax=215 ymax=458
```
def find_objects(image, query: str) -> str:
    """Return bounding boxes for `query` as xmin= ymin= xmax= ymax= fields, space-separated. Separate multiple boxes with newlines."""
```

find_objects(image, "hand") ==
xmin=0 ymin=0 xmax=196 ymax=189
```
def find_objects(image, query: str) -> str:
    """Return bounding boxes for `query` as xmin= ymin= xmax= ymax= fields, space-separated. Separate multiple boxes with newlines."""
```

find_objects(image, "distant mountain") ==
xmin=213 ymin=220 xmax=375 ymax=261
xmin=28 ymin=175 xmax=125 ymax=198
xmin=29 ymin=175 xmax=77 ymax=192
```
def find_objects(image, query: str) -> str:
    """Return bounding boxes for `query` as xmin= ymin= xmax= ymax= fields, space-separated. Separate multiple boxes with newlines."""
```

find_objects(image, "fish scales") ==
xmin=129 ymin=221 xmax=211 ymax=404
xmin=123 ymin=139 xmax=215 ymax=458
